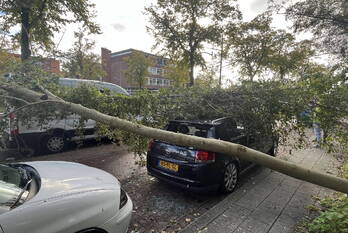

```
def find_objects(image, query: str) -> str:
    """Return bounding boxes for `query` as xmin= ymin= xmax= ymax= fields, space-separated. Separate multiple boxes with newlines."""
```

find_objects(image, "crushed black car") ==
xmin=147 ymin=117 xmax=276 ymax=193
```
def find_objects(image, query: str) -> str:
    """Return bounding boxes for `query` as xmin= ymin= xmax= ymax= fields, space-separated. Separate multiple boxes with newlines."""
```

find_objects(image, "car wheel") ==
xmin=42 ymin=134 xmax=66 ymax=154
xmin=221 ymin=162 xmax=238 ymax=193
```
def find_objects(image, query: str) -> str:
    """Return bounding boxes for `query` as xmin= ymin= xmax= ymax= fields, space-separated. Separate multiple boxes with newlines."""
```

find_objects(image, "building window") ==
xmin=148 ymin=66 xmax=167 ymax=76
xmin=147 ymin=77 xmax=171 ymax=87
xmin=148 ymin=67 xmax=157 ymax=75
xmin=157 ymin=58 xmax=166 ymax=66
xmin=150 ymin=78 xmax=156 ymax=85
xmin=158 ymin=79 xmax=164 ymax=86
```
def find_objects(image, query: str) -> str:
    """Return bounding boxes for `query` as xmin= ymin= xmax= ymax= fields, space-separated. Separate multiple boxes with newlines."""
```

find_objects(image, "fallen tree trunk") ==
xmin=2 ymin=84 xmax=348 ymax=193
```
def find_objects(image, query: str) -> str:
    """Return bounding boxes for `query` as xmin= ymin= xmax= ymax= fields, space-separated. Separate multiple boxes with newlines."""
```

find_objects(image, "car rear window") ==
xmin=166 ymin=122 xmax=213 ymax=138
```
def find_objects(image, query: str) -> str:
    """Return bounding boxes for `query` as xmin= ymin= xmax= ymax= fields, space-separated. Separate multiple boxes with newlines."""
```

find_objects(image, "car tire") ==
xmin=221 ymin=162 xmax=239 ymax=193
xmin=41 ymin=134 xmax=66 ymax=154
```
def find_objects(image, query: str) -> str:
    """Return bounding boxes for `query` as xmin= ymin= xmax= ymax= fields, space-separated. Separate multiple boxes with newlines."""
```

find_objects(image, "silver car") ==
xmin=0 ymin=161 xmax=132 ymax=233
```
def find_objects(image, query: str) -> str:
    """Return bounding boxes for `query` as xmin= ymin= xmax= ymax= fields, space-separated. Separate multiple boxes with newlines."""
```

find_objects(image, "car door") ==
xmin=216 ymin=119 xmax=250 ymax=168
xmin=247 ymin=129 xmax=272 ymax=154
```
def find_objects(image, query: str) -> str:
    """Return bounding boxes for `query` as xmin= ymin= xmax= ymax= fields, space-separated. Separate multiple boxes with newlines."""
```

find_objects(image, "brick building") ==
xmin=101 ymin=48 xmax=171 ymax=91
xmin=8 ymin=53 xmax=61 ymax=74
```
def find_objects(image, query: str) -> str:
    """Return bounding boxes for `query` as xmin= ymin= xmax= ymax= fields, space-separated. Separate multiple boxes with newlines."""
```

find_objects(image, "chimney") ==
xmin=101 ymin=47 xmax=112 ymax=82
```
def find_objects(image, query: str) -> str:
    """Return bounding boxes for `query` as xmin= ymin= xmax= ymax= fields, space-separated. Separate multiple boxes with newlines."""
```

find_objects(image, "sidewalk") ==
xmin=180 ymin=147 xmax=340 ymax=233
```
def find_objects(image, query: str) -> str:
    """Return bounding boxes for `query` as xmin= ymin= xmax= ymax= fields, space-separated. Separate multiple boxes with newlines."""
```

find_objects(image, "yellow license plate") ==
xmin=159 ymin=160 xmax=179 ymax=172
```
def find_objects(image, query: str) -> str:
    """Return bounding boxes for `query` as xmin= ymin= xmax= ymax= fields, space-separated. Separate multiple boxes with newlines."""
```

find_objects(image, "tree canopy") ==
xmin=286 ymin=0 xmax=348 ymax=66
xmin=145 ymin=0 xmax=241 ymax=86
xmin=62 ymin=30 xmax=105 ymax=80
xmin=228 ymin=12 xmax=314 ymax=81
xmin=0 ymin=0 xmax=100 ymax=60
xmin=124 ymin=51 xmax=153 ymax=89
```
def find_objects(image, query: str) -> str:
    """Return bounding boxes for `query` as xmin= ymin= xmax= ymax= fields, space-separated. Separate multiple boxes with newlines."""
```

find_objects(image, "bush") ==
xmin=305 ymin=164 xmax=348 ymax=233
xmin=307 ymin=195 xmax=348 ymax=233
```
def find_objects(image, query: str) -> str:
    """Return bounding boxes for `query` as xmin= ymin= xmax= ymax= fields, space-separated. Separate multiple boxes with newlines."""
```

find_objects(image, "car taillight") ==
xmin=119 ymin=188 xmax=128 ymax=209
xmin=195 ymin=150 xmax=215 ymax=162
xmin=10 ymin=129 xmax=19 ymax=135
xmin=9 ymin=112 xmax=18 ymax=135
xmin=9 ymin=112 xmax=16 ymax=120
xmin=148 ymin=139 xmax=155 ymax=151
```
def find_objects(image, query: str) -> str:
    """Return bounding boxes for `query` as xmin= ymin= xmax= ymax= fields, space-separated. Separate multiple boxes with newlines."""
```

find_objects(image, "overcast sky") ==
xmin=55 ymin=0 xmax=289 ymax=56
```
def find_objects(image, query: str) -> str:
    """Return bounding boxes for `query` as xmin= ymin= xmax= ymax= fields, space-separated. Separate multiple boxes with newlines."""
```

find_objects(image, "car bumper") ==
xmin=147 ymin=154 xmax=222 ymax=192
xmin=99 ymin=194 xmax=133 ymax=233
xmin=148 ymin=168 xmax=220 ymax=192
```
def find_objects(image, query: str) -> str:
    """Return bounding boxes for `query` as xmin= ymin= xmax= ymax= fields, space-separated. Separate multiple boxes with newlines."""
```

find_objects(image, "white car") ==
xmin=2 ymin=78 xmax=130 ymax=155
xmin=0 ymin=161 xmax=132 ymax=233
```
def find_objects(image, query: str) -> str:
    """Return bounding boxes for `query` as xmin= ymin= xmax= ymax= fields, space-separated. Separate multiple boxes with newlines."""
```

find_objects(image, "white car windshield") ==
xmin=0 ymin=165 xmax=29 ymax=213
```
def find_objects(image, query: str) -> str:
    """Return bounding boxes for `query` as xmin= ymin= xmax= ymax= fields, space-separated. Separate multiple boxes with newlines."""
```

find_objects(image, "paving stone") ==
xmin=233 ymin=217 xmax=272 ymax=233
xmin=224 ymin=204 xmax=252 ymax=218
xmin=281 ymin=206 xmax=308 ymax=222
xmin=249 ymin=206 xmax=279 ymax=224
xmin=236 ymin=176 xmax=284 ymax=209
xmin=233 ymin=228 xmax=253 ymax=233
xmin=267 ymin=220 xmax=295 ymax=233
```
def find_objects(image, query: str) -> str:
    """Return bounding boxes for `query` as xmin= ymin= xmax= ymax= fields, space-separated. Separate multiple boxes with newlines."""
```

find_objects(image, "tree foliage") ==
xmin=286 ymin=0 xmax=348 ymax=66
xmin=298 ymin=63 xmax=348 ymax=152
xmin=145 ymin=0 xmax=241 ymax=86
xmin=0 ymin=0 xmax=100 ymax=60
xmin=228 ymin=12 xmax=314 ymax=81
xmin=124 ymin=51 xmax=153 ymax=89
xmin=62 ymin=30 xmax=105 ymax=80
xmin=165 ymin=56 xmax=190 ymax=87
xmin=195 ymin=69 xmax=219 ymax=88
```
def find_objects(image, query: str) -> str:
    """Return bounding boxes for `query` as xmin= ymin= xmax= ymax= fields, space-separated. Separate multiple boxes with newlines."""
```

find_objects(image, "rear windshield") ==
xmin=166 ymin=122 xmax=213 ymax=138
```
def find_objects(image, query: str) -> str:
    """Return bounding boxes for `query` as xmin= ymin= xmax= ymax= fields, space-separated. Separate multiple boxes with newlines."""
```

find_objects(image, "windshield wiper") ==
xmin=10 ymin=179 xmax=32 ymax=209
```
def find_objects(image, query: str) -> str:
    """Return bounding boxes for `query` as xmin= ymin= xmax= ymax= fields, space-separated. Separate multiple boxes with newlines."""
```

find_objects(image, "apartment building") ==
xmin=101 ymin=48 xmax=171 ymax=92
xmin=8 ymin=53 xmax=61 ymax=74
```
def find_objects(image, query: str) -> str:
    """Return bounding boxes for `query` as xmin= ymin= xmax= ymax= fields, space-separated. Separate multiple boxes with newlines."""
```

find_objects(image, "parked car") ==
xmin=1 ymin=78 xmax=129 ymax=155
xmin=0 ymin=161 xmax=132 ymax=233
xmin=147 ymin=117 xmax=276 ymax=193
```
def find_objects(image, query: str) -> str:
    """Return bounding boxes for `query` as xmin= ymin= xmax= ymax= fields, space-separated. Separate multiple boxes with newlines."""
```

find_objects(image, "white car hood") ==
xmin=25 ymin=161 xmax=120 ymax=203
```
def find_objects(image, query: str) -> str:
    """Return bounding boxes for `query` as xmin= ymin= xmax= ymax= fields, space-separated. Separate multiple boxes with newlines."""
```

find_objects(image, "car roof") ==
xmin=58 ymin=78 xmax=130 ymax=96
xmin=169 ymin=117 xmax=232 ymax=126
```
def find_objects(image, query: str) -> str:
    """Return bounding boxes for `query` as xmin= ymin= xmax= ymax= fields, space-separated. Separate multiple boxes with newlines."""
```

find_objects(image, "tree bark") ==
xmin=189 ymin=55 xmax=194 ymax=86
xmin=20 ymin=7 xmax=31 ymax=61
xmin=1 ymin=84 xmax=348 ymax=194
xmin=219 ymin=37 xmax=223 ymax=88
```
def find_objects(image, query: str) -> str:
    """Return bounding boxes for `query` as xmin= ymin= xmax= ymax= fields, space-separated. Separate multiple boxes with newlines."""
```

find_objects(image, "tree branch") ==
xmin=0 ymin=95 xmax=30 ymax=104
xmin=0 ymin=100 xmax=61 ymax=117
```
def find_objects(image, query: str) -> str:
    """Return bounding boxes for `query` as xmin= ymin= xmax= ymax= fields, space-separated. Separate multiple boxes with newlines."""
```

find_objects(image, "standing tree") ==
xmin=124 ymin=51 xmax=152 ymax=89
xmin=166 ymin=55 xmax=190 ymax=87
xmin=228 ymin=13 xmax=279 ymax=81
xmin=0 ymin=0 xmax=100 ymax=61
xmin=145 ymin=0 xmax=241 ymax=86
xmin=62 ymin=30 xmax=105 ymax=80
